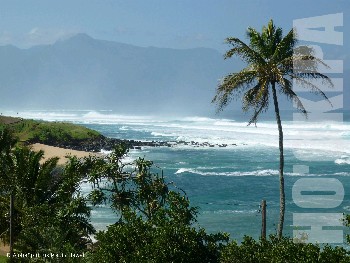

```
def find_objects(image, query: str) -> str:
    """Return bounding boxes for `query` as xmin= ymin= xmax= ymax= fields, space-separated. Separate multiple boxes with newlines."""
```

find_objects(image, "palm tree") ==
xmin=0 ymin=137 xmax=95 ymax=254
xmin=212 ymin=20 xmax=332 ymax=238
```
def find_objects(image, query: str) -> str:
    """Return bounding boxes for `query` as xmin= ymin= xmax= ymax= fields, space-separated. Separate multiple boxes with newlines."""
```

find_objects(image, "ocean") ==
xmin=5 ymin=110 xmax=350 ymax=242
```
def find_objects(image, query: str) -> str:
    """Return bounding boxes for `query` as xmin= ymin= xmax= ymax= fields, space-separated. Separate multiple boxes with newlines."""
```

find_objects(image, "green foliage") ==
xmin=2 ymin=126 xmax=350 ymax=262
xmin=0 ymin=116 xmax=100 ymax=144
xmin=0 ymin=255 xmax=7 ymax=263
xmin=0 ymin=131 xmax=94 ymax=262
xmin=84 ymin=144 xmax=228 ymax=263
xmin=90 ymin=210 xmax=228 ymax=263
xmin=220 ymin=235 xmax=350 ymax=263
xmin=345 ymin=214 xmax=350 ymax=244
xmin=0 ymin=128 xmax=17 ymax=241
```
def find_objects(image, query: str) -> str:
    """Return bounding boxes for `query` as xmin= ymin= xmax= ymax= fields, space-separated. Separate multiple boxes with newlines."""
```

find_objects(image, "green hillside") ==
xmin=0 ymin=116 xmax=101 ymax=145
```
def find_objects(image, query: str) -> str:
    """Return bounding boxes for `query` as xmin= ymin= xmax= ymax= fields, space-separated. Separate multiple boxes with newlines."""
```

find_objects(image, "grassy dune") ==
xmin=0 ymin=116 xmax=101 ymax=144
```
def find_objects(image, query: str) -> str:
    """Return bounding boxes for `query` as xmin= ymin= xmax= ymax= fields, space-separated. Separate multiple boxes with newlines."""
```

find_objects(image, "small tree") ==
xmin=85 ymin=144 xmax=229 ymax=263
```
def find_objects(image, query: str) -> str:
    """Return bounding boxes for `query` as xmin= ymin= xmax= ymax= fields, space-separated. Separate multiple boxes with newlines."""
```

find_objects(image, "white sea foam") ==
xmin=335 ymin=156 xmax=350 ymax=165
xmin=174 ymin=168 xmax=304 ymax=177
xmin=174 ymin=167 xmax=350 ymax=177
xmin=203 ymin=209 xmax=257 ymax=214
xmin=151 ymin=131 xmax=178 ymax=137
xmin=4 ymin=110 xmax=80 ymax=121
xmin=175 ymin=168 xmax=192 ymax=174
xmin=334 ymin=172 xmax=350 ymax=176
xmin=182 ymin=116 xmax=217 ymax=122
xmin=100 ymin=149 xmax=112 ymax=154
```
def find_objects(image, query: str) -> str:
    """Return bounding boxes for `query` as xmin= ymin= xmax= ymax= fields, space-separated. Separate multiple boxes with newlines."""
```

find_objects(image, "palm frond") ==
xmin=290 ymin=74 xmax=333 ymax=106
xmin=242 ymin=84 xmax=263 ymax=111
xmin=214 ymin=20 xmax=333 ymax=124
xmin=278 ymin=78 xmax=307 ymax=117
xmin=213 ymin=68 xmax=258 ymax=112
xmin=240 ymin=80 xmax=270 ymax=125
xmin=247 ymin=27 xmax=267 ymax=56
xmin=272 ymin=29 xmax=296 ymax=62
xmin=261 ymin=20 xmax=283 ymax=57
xmin=224 ymin=37 xmax=266 ymax=65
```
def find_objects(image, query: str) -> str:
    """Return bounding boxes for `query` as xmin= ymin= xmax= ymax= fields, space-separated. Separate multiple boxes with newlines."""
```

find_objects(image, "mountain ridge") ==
xmin=0 ymin=33 xmax=241 ymax=116
xmin=1 ymin=33 xmax=347 ymax=117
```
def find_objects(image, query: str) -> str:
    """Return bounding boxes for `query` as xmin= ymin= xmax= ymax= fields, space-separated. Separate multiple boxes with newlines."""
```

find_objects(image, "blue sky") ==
xmin=0 ymin=0 xmax=348 ymax=52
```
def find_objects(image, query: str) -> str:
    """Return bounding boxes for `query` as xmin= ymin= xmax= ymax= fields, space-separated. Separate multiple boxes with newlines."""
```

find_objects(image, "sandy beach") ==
xmin=30 ymin=143 xmax=100 ymax=165
xmin=0 ymin=244 xmax=9 ymax=256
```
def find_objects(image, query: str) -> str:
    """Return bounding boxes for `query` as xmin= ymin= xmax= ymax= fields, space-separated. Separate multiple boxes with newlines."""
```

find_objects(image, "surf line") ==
xmin=291 ymin=13 xmax=344 ymax=244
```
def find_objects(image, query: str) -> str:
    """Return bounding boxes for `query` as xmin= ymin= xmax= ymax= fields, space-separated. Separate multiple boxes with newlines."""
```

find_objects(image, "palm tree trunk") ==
xmin=271 ymin=82 xmax=285 ymax=239
xmin=9 ymin=192 xmax=14 ymax=261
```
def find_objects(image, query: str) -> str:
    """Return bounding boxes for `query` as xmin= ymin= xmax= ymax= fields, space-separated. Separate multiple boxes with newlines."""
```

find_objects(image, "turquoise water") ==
xmin=6 ymin=110 xmax=350 ymax=242
xmin=82 ymin=119 xmax=350 ymax=242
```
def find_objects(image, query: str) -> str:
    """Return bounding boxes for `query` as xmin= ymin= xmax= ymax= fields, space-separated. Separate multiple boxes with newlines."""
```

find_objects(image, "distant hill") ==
xmin=0 ymin=116 xmax=101 ymax=146
xmin=0 ymin=34 xmax=243 ymax=116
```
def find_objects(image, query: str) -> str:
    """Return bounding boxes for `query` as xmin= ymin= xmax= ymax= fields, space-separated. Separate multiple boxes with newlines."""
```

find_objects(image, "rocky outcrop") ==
xmin=28 ymin=134 xmax=237 ymax=152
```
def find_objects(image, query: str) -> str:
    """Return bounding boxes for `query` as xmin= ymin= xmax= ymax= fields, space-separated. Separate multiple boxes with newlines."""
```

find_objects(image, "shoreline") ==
xmin=30 ymin=143 xmax=100 ymax=165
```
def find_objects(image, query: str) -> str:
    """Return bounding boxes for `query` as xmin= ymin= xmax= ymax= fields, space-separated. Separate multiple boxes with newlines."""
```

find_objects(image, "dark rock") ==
xmin=28 ymin=133 xmax=239 ymax=152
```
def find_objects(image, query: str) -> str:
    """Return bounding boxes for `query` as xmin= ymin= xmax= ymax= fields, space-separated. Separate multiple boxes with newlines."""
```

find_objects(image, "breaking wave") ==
xmin=5 ymin=110 xmax=350 ymax=156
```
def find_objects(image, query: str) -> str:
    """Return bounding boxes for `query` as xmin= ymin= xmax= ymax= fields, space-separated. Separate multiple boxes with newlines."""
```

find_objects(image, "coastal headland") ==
xmin=0 ymin=116 xmax=235 ymax=155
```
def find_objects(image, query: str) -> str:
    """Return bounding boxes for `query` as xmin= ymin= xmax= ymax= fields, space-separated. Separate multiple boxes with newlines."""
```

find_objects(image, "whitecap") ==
xmin=151 ymin=131 xmax=178 ymax=137
xmin=202 ymin=209 xmax=257 ymax=214
xmin=175 ymin=168 xmax=194 ymax=174
xmin=335 ymin=156 xmax=350 ymax=165
xmin=174 ymin=168 xmax=299 ymax=177
xmin=334 ymin=172 xmax=350 ymax=176
xmin=182 ymin=116 xmax=217 ymax=122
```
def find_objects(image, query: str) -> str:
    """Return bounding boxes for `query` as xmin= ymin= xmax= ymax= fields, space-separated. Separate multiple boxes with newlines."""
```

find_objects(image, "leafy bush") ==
xmin=220 ymin=235 xmax=350 ymax=263
xmin=84 ymin=144 xmax=228 ymax=263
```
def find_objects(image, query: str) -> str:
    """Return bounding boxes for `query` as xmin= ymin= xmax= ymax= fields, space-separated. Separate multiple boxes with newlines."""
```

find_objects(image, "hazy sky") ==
xmin=0 ymin=0 xmax=348 ymax=52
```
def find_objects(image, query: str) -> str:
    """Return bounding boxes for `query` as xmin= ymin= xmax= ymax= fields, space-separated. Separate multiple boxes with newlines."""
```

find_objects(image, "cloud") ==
xmin=28 ymin=27 xmax=40 ymax=36
xmin=23 ymin=27 xmax=80 ymax=47
xmin=0 ymin=27 xmax=81 ymax=48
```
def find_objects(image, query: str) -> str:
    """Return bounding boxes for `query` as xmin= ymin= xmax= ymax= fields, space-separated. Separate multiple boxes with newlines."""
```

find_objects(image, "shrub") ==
xmin=220 ymin=235 xmax=350 ymax=263
xmin=85 ymin=144 xmax=228 ymax=263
